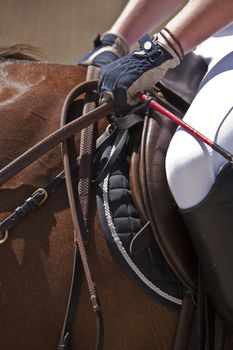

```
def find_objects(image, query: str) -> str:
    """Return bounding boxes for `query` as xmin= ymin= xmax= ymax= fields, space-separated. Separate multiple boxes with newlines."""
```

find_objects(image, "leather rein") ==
xmin=0 ymin=76 xmax=117 ymax=350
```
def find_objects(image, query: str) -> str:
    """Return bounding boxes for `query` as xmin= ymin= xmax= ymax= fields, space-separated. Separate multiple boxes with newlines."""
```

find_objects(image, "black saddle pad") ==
xmin=96 ymin=139 xmax=184 ymax=308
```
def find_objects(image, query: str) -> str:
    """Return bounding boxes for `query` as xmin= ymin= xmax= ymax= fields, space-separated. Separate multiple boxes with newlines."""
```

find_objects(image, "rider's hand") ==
xmin=98 ymin=33 xmax=181 ymax=107
xmin=78 ymin=32 xmax=129 ymax=68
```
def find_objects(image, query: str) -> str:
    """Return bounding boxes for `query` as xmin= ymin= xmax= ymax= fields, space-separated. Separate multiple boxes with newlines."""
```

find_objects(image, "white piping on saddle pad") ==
xmin=102 ymin=171 xmax=182 ymax=306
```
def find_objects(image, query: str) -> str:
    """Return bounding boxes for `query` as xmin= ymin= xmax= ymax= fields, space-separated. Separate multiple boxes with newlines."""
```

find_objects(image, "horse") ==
xmin=0 ymin=45 xmax=181 ymax=350
xmin=0 ymin=45 xmax=232 ymax=350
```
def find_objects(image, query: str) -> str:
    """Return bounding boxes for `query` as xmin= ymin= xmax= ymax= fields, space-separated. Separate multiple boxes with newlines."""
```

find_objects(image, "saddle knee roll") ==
xmin=181 ymin=162 xmax=233 ymax=329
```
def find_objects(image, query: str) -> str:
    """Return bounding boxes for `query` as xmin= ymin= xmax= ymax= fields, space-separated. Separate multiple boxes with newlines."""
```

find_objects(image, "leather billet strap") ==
xmin=0 ymin=80 xmax=116 ymax=186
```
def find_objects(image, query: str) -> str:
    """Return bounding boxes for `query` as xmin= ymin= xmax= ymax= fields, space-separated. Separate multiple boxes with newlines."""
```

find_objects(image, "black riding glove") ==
xmin=99 ymin=33 xmax=181 ymax=107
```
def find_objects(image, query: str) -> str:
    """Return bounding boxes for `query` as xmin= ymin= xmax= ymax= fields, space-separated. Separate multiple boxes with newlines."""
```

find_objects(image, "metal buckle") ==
xmin=31 ymin=188 xmax=48 ymax=206
xmin=0 ymin=229 xmax=8 ymax=245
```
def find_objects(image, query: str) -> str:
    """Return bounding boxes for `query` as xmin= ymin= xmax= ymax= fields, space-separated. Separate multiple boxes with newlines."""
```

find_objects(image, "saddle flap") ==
xmin=140 ymin=111 xmax=197 ymax=292
xmin=131 ymin=53 xmax=208 ymax=292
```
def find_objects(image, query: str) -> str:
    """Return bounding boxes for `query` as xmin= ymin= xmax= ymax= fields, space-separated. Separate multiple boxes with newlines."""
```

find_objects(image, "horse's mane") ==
xmin=0 ymin=44 xmax=42 ymax=62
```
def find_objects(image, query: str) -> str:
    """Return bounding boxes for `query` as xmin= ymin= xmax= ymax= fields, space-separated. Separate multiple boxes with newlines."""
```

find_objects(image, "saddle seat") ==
xmin=129 ymin=52 xmax=208 ymax=292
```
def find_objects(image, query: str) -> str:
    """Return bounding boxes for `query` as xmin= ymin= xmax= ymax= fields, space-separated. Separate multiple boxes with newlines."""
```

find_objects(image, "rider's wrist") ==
xmin=135 ymin=34 xmax=179 ymax=69
xmin=101 ymin=31 xmax=129 ymax=57
xmin=153 ymin=29 xmax=184 ymax=64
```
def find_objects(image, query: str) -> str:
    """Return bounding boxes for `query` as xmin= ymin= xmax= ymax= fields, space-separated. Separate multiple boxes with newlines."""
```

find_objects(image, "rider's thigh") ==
xmin=166 ymin=51 xmax=233 ymax=209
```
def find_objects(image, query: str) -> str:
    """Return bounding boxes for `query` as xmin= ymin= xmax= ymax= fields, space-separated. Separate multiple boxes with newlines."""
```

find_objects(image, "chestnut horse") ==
xmin=0 ymin=45 xmax=180 ymax=350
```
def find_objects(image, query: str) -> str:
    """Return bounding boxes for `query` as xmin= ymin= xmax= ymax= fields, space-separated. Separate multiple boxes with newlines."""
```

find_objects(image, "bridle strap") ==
xmin=0 ymin=80 xmax=116 ymax=186
xmin=0 ymin=124 xmax=120 ymax=241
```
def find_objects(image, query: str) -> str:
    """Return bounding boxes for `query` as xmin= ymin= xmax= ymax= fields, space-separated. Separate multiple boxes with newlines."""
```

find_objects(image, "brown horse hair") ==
xmin=0 ymin=44 xmax=43 ymax=62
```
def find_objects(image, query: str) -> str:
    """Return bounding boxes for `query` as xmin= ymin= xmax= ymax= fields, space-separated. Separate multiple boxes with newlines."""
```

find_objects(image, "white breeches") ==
xmin=165 ymin=50 xmax=233 ymax=209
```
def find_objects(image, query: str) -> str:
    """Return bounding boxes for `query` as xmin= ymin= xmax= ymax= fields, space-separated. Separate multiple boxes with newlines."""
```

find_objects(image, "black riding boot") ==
xmin=181 ymin=162 xmax=233 ymax=330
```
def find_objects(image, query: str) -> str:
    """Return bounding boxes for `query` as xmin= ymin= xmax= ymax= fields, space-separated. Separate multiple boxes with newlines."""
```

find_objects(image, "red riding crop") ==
xmin=137 ymin=91 xmax=233 ymax=162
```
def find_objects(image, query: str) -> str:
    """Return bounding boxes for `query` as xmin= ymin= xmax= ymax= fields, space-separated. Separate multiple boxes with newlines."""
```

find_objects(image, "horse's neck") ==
xmin=0 ymin=61 xmax=87 ymax=176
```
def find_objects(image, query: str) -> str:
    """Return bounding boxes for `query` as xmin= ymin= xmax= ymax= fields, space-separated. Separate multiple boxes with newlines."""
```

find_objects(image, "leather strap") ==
xmin=173 ymin=295 xmax=196 ymax=350
xmin=0 ymin=124 xmax=122 ymax=241
xmin=58 ymin=66 xmax=103 ymax=350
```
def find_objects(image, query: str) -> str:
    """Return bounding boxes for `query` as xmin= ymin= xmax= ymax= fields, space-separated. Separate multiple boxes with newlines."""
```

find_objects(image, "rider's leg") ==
xmin=166 ymin=51 xmax=233 ymax=209
xmin=165 ymin=51 xmax=233 ymax=327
